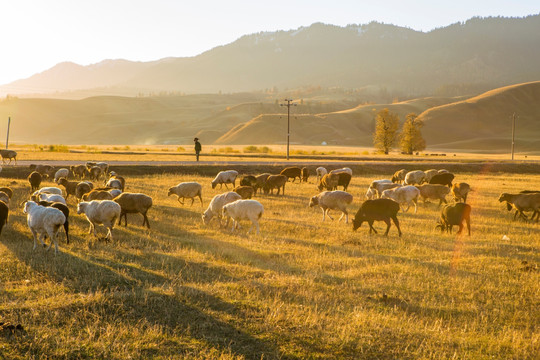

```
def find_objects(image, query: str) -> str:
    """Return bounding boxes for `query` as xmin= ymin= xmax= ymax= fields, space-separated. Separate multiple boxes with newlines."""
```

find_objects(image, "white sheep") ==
xmin=77 ymin=200 xmax=121 ymax=241
xmin=202 ymin=191 xmax=242 ymax=226
xmin=23 ymin=201 xmax=66 ymax=255
xmin=222 ymin=199 xmax=264 ymax=235
xmin=54 ymin=168 xmax=70 ymax=183
xmin=365 ymin=187 xmax=378 ymax=200
xmin=309 ymin=190 xmax=353 ymax=223
xmin=33 ymin=187 xmax=63 ymax=196
xmin=106 ymin=178 xmax=123 ymax=190
xmin=381 ymin=185 xmax=420 ymax=213
xmin=38 ymin=193 xmax=67 ymax=205
xmin=369 ymin=179 xmax=397 ymax=198
xmin=316 ymin=167 xmax=328 ymax=182
xmin=211 ymin=170 xmax=238 ymax=189
xmin=404 ymin=170 xmax=426 ymax=185
xmin=168 ymin=182 xmax=203 ymax=206
xmin=109 ymin=189 xmax=122 ymax=198
xmin=424 ymin=169 xmax=438 ymax=183
xmin=329 ymin=167 xmax=353 ymax=176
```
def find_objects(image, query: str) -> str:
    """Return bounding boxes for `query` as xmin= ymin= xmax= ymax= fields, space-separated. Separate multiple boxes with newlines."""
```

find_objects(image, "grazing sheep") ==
xmin=280 ymin=167 xmax=302 ymax=183
xmin=429 ymin=173 xmax=455 ymax=187
xmin=212 ymin=170 xmax=238 ymax=189
xmin=168 ymin=182 xmax=203 ymax=206
xmin=316 ymin=167 xmax=328 ymax=183
xmin=369 ymin=180 xmax=400 ymax=198
xmin=0 ymin=187 xmax=13 ymax=199
xmin=38 ymin=200 xmax=70 ymax=244
xmin=0 ymin=149 xmax=17 ymax=164
xmin=71 ymin=165 xmax=89 ymax=179
xmin=330 ymin=167 xmax=353 ymax=176
xmin=113 ymin=193 xmax=153 ymax=228
xmin=391 ymin=169 xmax=407 ymax=184
xmin=309 ymin=190 xmax=353 ymax=223
xmin=234 ymin=186 xmax=255 ymax=199
xmin=254 ymin=173 xmax=271 ymax=194
xmin=29 ymin=164 xmax=54 ymax=178
xmin=424 ymin=169 xmax=439 ymax=183
xmin=301 ymin=167 xmax=310 ymax=183
xmin=240 ymin=175 xmax=257 ymax=188
xmin=436 ymin=203 xmax=471 ymax=235
xmin=106 ymin=178 xmax=123 ymax=190
xmin=318 ymin=173 xmax=339 ymax=191
xmin=57 ymin=178 xmax=80 ymax=200
xmin=263 ymin=175 xmax=287 ymax=195
xmin=352 ymin=198 xmax=402 ymax=237
xmin=28 ymin=171 xmax=42 ymax=192
xmin=38 ymin=193 xmax=67 ymax=205
xmin=498 ymin=193 xmax=540 ymax=221
xmin=77 ymin=200 xmax=121 ymax=241
xmin=416 ymin=184 xmax=450 ymax=207
xmin=86 ymin=161 xmax=109 ymax=175
xmin=404 ymin=170 xmax=426 ymax=185
xmin=202 ymin=191 xmax=242 ymax=226
xmin=365 ymin=187 xmax=378 ymax=200
xmin=82 ymin=189 xmax=113 ymax=201
xmin=0 ymin=200 xmax=8 ymax=236
xmin=76 ymin=182 xmax=94 ymax=200
xmin=54 ymin=168 xmax=70 ymax=183
xmin=24 ymin=201 xmax=66 ymax=254
xmin=451 ymin=183 xmax=471 ymax=203
xmin=106 ymin=172 xmax=125 ymax=191
xmin=381 ymin=185 xmax=420 ymax=213
xmin=336 ymin=173 xmax=352 ymax=191
xmin=222 ymin=199 xmax=264 ymax=235
xmin=89 ymin=166 xmax=103 ymax=181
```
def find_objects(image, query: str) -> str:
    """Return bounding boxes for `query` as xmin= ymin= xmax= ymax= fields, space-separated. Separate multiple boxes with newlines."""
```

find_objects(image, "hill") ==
xmin=1 ymin=15 xmax=540 ymax=98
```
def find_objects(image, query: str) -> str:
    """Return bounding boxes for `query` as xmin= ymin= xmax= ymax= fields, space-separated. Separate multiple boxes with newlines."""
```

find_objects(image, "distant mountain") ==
xmin=2 ymin=15 xmax=540 ymax=97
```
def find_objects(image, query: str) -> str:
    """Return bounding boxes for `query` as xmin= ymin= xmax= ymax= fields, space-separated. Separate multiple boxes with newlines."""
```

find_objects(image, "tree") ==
xmin=373 ymin=108 xmax=400 ymax=154
xmin=400 ymin=113 xmax=426 ymax=154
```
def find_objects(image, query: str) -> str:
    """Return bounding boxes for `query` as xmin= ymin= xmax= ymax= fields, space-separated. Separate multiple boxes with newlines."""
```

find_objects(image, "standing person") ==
xmin=194 ymin=137 xmax=202 ymax=161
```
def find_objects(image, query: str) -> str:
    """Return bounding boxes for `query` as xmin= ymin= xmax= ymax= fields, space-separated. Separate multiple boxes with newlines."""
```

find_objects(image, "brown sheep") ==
xmin=301 ymin=167 xmax=310 ymax=183
xmin=71 ymin=164 xmax=89 ymax=179
xmin=254 ymin=173 xmax=272 ymax=194
xmin=89 ymin=166 xmax=103 ymax=181
xmin=319 ymin=173 xmax=350 ymax=191
xmin=28 ymin=171 xmax=42 ymax=192
xmin=352 ymin=198 xmax=402 ymax=237
xmin=82 ymin=190 xmax=114 ymax=201
xmin=58 ymin=178 xmax=79 ymax=201
xmin=240 ymin=175 xmax=257 ymax=188
xmin=280 ymin=167 xmax=302 ymax=183
xmin=113 ymin=192 xmax=153 ymax=228
xmin=263 ymin=175 xmax=287 ymax=195
xmin=436 ymin=203 xmax=471 ymax=235
xmin=451 ymin=183 xmax=471 ymax=203
xmin=234 ymin=186 xmax=255 ymax=199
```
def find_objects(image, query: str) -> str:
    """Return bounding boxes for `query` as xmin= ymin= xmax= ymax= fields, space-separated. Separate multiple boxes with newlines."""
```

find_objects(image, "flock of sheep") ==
xmin=0 ymin=161 xmax=538 ymax=255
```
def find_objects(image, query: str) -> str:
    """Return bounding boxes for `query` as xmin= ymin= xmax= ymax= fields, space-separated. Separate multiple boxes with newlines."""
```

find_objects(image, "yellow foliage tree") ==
xmin=373 ymin=108 xmax=399 ymax=154
xmin=400 ymin=113 xmax=426 ymax=155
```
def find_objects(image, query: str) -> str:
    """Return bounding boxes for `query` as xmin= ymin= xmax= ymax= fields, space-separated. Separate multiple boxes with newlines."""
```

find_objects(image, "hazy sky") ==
xmin=0 ymin=0 xmax=538 ymax=86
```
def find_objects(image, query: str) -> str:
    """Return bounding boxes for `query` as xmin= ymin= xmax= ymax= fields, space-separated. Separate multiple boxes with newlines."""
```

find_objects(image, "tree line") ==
xmin=373 ymin=108 xmax=426 ymax=155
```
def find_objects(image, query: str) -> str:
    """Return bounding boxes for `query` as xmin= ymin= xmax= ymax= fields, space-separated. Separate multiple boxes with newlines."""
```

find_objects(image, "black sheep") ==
xmin=436 ymin=203 xmax=471 ymax=235
xmin=429 ymin=172 xmax=454 ymax=187
xmin=27 ymin=171 xmax=42 ymax=192
xmin=352 ymin=198 xmax=402 ymax=237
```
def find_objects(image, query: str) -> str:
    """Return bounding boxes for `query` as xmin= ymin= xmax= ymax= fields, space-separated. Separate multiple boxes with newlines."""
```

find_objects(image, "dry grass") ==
xmin=0 ymin=170 xmax=538 ymax=359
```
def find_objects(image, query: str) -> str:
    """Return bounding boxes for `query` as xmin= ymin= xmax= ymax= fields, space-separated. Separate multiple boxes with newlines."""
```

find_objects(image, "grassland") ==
xmin=0 ymin=170 xmax=539 ymax=359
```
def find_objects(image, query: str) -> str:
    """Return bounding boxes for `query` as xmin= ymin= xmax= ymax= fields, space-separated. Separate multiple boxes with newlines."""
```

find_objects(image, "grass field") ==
xmin=0 ymin=170 xmax=538 ymax=359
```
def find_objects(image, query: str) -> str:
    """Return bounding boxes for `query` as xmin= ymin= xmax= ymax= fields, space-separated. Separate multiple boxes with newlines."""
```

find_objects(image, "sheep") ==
xmin=75 ymin=182 xmax=94 ymax=200
xmin=316 ymin=167 xmax=328 ymax=183
xmin=70 ymin=165 xmax=88 ymax=179
xmin=82 ymin=189 xmax=113 ymax=201
xmin=0 ymin=200 xmax=8 ymax=236
xmin=28 ymin=171 xmax=42 ymax=192
xmin=33 ymin=187 xmax=63 ymax=196
xmin=438 ymin=169 xmax=449 ymax=174
xmin=301 ymin=167 xmax=310 ymax=183
xmin=29 ymin=164 xmax=54 ymax=178
xmin=234 ymin=186 xmax=255 ymax=199
xmin=436 ymin=203 xmax=471 ymax=235
xmin=86 ymin=161 xmax=109 ymax=175
xmin=254 ymin=173 xmax=271 ymax=194
xmin=263 ymin=175 xmax=287 ymax=195
xmin=391 ymin=169 xmax=407 ymax=184
xmin=202 ymin=191 xmax=242 ymax=226
xmin=424 ymin=169 xmax=439 ymax=183
xmin=240 ymin=175 xmax=257 ymax=188
xmin=416 ymin=184 xmax=450 ymax=207
xmin=404 ymin=170 xmax=426 ymax=185
xmin=38 ymin=200 xmax=70 ymax=244
xmin=109 ymin=189 xmax=122 ymax=198
xmin=0 ymin=187 xmax=13 ymax=199
xmin=369 ymin=180 xmax=400 ymax=198
xmin=54 ymin=168 xmax=70 ymax=183
xmin=106 ymin=178 xmax=123 ymax=190
xmin=89 ymin=166 xmax=103 ymax=181
xmin=211 ymin=170 xmax=238 ymax=189
xmin=23 ymin=201 xmax=66 ymax=254
xmin=38 ymin=193 xmax=67 ymax=205
xmin=0 ymin=149 xmax=17 ymax=164
xmin=451 ymin=183 xmax=471 ymax=203
xmin=329 ymin=167 xmax=353 ymax=176
xmin=113 ymin=192 xmax=153 ymax=228
xmin=0 ymin=191 xmax=10 ymax=206
xmin=77 ymin=200 xmax=121 ymax=241
xmin=352 ymin=198 xmax=402 ymax=237
xmin=309 ymin=190 xmax=353 ymax=223
xmin=381 ymin=185 xmax=420 ymax=213
xmin=222 ymin=199 xmax=264 ymax=235
xmin=106 ymin=172 xmax=125 ymax=191
xmin=365 ymin=187 xmax=378 ymax=200
xmin=498 ymin=193 xmax=540 ymax=221
xmin=168 ymin=182 xmax=203 ymax=206
xmin=57 ymin=177 xmax=80 ymax=200
xmin=318 ymin=173 xmax=339 ymax=191
xmin=336 ymin=173 xmax=352 ymax=191
xmin=429 ymin=173 xmax=455 ymax=187
xmin=280 ymin=167 xmax=302 ymax=183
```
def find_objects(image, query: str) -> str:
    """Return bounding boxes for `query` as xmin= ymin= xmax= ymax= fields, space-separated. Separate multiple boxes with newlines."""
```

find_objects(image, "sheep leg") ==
xmin=326 ymin=209 xmax=335 ymax=221
xmin=413 ymin=198 xmax=418 ymax=214
xmin=368 ymin=221 xmax=377 ymax=234
xmin=199 ymin=195 xmax=203 ymax=207
xmin=402 ymin=203 xmax=410 ymax=212
xmin=391 ymin=216 xmax=402 ymax=237
xmin=321 ymin=208 xmax=326 ymax=222
xmin=466 ymin=217 xmax=471 ymax=235
xmin=457 ymin=222 xmax=464 ymax=235
xmin=230 ymin=219 xmax=236 ymax=232
xmin=143 ymin=212 xmax=150 ymax=229
xmin=31 ymin=229 xmax=40 ymax=250
xmin=383 ymin=219 xmax=392 ymax=236
xmin=64 ymin=222 xmax=70 ymax=244
xmin=190 ymin=198 xmax=195 ymax=207
xmin=224 ymin=183 xmax=229 ymax=189
xmin=177 ymin=197 xmax=184 ymax=205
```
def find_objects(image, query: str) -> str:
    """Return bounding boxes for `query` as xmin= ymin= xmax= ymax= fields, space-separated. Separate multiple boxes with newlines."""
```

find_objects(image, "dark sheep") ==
xmin=0 ymin=187 xmax=13 ymax=199
xmin=280 ymin=167 xmax=302 ymax=183
xmin=263 ymin=175 xmax=287 ymax=195
xmin=301 ymin=167 xmax=310 ymax=183
xmin=436 ymin=203 xmax=471 ymax=235
xmin=0 ymin=149 xmax=17 ymax=164
xmin=352 ymin=198 xmax=402 ymax=237
xmin=254 ymin=173 xmax=272 ymax=194
xmin=318 ymin=173 xmax=351 ymax=191
xmin=0 ymin=200 xmax=8 ymax=236
xmin=38 ymin=200 xmax=70 ymax=244
xmin=234 ymin=186 xmax=255 ymax=199
xmin=429 ymin=173 xmax=455 ymax=187
xmin=28 ymin=171 xmax=42 ymax=192
xmin=240 ymin=175 xmax=257 ymax=188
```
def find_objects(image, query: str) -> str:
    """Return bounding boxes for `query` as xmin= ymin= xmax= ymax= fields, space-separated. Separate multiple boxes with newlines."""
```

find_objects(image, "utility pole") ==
xmin=511 ymin=113 xmax=516 ymax=160
xmin=280 ymin=99 xmax=296 ymax=160
xmin=5 ymin=117 xmax=10 ymax=149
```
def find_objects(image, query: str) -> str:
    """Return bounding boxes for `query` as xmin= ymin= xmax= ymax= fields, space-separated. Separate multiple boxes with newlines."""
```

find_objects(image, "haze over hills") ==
xmin=1 ymin=15 xmax=540 ymax=98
